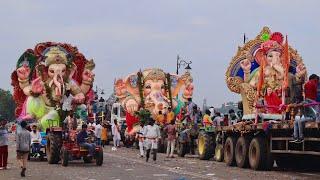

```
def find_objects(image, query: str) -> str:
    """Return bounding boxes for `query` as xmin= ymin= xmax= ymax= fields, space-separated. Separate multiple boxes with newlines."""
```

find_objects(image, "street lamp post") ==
xmin=176 ymin=54 xmax=192 ymax=75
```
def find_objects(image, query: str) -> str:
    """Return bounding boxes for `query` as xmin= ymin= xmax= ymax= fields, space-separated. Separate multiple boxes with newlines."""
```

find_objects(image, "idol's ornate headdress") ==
xmin=144 ymin=68 xmax=166 ymax=82
xmin=42 ymin=46 xmax=69 ymax=67
xmin=260 ymin=32 xmax=284 ymax=54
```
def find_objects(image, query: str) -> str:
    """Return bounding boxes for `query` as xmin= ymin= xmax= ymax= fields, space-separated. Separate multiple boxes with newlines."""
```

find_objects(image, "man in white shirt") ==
xmin=62 ymin=90 xmax=73 ymax=120
xmin=143 ymin=119 xmax=160 ymax=162
xmin=136 ymin=122 xmax=145 ymax=158
xmin=95 ymin=121 xmax=102 ymax=146
xmin=30 ymin=125 xmax=42 ymax=157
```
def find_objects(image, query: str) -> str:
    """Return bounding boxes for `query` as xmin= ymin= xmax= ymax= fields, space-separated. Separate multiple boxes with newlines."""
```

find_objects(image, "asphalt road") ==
xmin=3 ymin=134 xmax=320 ymax=180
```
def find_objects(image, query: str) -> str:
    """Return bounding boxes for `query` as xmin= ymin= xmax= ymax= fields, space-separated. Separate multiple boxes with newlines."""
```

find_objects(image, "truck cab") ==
xmin=111 ymin=102 xmax=126 ymax=125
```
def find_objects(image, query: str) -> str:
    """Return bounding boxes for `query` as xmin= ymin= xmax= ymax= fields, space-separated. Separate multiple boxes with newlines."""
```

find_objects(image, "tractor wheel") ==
xmin=96 ymin=150 xmax=103 ymax=166
xmin=198 ymin=131 xmax=214 ymax=160
xmin=214 ymin=144 xmax=224 ymax=162
xmin=235 ymin=136 xmax=250 ymax=168
xmin=83 ymin=156 xmax=93 ymax=163
xmin=61 ymin=147 xmax=69 ymax=167
xmin=224 ymin=136 xmax=236 ymax=166
xmin=177 ymin=142 xmax=187 ymax=157
xmin=47 ymin=132 xmax=62 ymax=164
xmin=248 ymin=137 xmax=272 ymax=170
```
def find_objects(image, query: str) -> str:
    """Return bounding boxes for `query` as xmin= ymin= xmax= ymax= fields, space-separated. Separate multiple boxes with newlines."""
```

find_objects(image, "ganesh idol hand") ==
xmin=240 ymin=59 xmax=251 ymax=72
xmin=126 ymin=99 xmax=139 ymax=115
xmin=17 ymin=66 xmax=31 ymax=81
xmin=31 ymin=77 xmax=44 ymax=94
xmin=74 ymin=93 xmax=85 ymax=104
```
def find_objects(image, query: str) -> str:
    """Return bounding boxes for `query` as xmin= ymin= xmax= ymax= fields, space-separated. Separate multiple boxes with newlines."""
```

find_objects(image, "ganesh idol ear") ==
xmin=170 ymin=72 xmax=193 ymax=97
xmin=124 ymin=73 xmax=140 ymax=96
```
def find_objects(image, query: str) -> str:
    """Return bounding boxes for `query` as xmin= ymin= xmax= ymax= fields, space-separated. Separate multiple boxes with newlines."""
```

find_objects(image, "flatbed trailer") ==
xmin=214 ymin=119 xmax=320 ymax=170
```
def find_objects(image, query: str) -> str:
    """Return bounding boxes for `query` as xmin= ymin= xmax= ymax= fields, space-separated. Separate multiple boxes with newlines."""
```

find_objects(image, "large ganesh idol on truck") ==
xmin=226 ymin=27 xmax=307 ymax=120
xmin=114 ymin=68 xmax=194 ymax=133
xmin=11 ymin=42 xmax=95 ymax=130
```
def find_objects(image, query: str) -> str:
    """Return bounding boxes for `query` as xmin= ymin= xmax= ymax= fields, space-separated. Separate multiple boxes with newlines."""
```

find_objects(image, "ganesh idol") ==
xmin=11 ymin=42 xmax=95 ymax=130
xmin=226 ymin=27 xmax=306 ymax=118
xmin=114 ymin=68 xmax=193 ymax=131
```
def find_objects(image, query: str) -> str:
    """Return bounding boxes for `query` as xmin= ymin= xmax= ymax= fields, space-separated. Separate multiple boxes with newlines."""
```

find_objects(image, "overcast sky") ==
xmin=0 ymin=0 xmax=319 ymax=107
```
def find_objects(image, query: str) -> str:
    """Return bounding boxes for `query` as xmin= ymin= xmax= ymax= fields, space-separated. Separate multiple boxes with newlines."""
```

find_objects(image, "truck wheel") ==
xmin=177 ymin=142 xmax=187 ymax=157
xmin=47 ymin=132 xmax=62 ymax=164
xmin=235 ymin=136 xmax=250 ymax=168
xmin=198 ymin=131 xmax=214 ymax=160
xmin=214 ymin=144 xmax=224 ymax=162
xmin=96 ymin=150 xmax=103 ymax=166
xmin=224 ymin=136 xmax=236 ymax=166
xmin=248 ymin=137 xmax=272 ymax=170
xmin=61 ymin=147 xmax=69 ymax=167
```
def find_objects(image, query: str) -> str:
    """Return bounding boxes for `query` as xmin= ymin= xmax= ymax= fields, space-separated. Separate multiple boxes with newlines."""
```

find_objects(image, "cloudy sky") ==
xmin=0 ymin=0 xmax=319 ymax=107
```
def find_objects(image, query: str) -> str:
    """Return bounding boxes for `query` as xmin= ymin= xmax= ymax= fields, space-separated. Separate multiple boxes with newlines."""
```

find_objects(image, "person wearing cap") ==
xmin=16 ymin=121 xmax=31 ymax=177
xmin=0 ymin=116 xmax=9 ymax=170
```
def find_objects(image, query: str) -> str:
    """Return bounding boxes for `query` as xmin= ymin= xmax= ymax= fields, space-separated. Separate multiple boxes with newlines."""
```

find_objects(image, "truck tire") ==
xmin=96 ymin=150 xmax=103 ymax=166
xmin=224 ymin=136 xmax=236 ymax=166
xmin=198 ymin=131 xmax=214 ymax=160
xmin=235 ymin=136 xmax=249 ymax=168
xmin=248 ymin=137 xmax=272 ymax=170
xmin=61 ymin=147 xmax=69 ymax=167
xmin=177 ymin=142 xmax=187 ymax=157
xmin=47 ymin=132 xmax=62 ymax=164
xmin=214 ymin=144 xmax=224 ymax=162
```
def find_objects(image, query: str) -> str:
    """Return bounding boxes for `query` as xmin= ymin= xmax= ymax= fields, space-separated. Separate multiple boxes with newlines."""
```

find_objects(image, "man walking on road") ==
xmin=16 ymin=121 xmax=31 ymax=177
xmin=136 ymin=122 xmax=145 ymax=158
xmin=144 ymin=118 xmax=160 ymax=162
xmin=164 ymin=120 xmax=176 ymax=158
xmin=95 ymin=121 xmax=102 ymax=146
xmin=0 ymin=116 xmax=9 ymax=170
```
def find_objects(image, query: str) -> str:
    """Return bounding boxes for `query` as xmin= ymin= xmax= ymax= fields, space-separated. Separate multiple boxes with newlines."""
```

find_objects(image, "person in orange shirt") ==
xmin=101 ymin=124 xmax=108 ymax=148
xmin=155 ymin=111 xmax=165 ymax=126
xmin=166 ymin=107 xmax=175 ymax=124
xmin=203 ymin=110 xmax=213 ymax=127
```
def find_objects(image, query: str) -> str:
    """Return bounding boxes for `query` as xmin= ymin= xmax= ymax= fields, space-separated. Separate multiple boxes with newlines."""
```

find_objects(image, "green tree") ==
xmin=0 ymin=89 xmax=16 ymax=121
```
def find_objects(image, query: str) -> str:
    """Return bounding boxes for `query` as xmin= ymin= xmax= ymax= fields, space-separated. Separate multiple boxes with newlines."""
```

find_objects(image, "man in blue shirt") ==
xmin=77 ymin=124 xmax=95 ymax=157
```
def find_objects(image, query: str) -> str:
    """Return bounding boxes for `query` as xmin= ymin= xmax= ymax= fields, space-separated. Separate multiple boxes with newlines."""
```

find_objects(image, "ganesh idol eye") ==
xmin=161 ymin=85 xmax=165 ymax=89
xmin=145 ymin=85 xmax=151 ymax=89
xmin=49 ymin=69 xmax=54 ymax=74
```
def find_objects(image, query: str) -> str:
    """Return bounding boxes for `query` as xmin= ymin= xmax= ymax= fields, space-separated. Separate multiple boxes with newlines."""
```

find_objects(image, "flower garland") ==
xmin=137 ymin=71 xmax=145 ymax=108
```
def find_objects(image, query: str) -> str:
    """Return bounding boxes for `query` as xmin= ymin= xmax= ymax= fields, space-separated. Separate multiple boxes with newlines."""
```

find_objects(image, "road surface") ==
xmin=3 ymin=134 xmax=320 ymax=180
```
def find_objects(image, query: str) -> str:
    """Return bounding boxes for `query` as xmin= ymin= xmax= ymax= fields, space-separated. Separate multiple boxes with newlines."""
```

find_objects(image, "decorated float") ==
xmin=114 ymin=68 xmax=194 ymax=133
xmin=226 ymin=27 xmax=307 ymax=120
xmin=198 ymin=27 xmax=320 ymax=171
xmin=11 ymin=42 xmax=99 ymax=165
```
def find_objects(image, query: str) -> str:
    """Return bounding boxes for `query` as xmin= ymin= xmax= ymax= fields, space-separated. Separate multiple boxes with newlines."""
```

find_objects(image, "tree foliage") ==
xmin=0 ymin=89 xmax=16 ymax=121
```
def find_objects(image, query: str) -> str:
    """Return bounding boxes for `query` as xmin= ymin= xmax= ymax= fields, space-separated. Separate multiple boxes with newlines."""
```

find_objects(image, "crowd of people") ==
xmin=1 ymin=73 xmax=320 ymax=176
